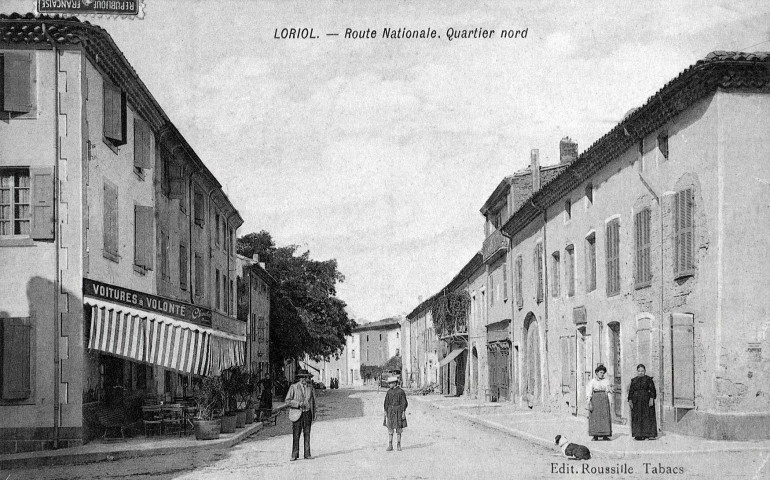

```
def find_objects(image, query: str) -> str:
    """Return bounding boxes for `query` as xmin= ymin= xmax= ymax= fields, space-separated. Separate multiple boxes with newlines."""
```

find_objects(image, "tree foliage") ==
xmin=430 ymin=291 xmax=471 ymax=337
xmin=237 ymin=231 xmax=357 ymax=365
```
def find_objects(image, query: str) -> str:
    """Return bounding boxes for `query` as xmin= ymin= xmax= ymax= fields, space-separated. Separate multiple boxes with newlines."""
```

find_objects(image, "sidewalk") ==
xmin=411 ymin=394 xmax=770 ymax=459
xmin=0 ymin=403 xmax=288 ymax=470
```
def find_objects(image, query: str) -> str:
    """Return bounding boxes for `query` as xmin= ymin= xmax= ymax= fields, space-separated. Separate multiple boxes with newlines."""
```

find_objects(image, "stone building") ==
xmin=236 ymin=255 xmax=275 ymax=381
xmin=500 ymin=51 xmax=770 ymax=440
xmin=0 ymin=14 xmax=249 ymax=453
xmin=404 ymin=300 xmax=440 ymax=389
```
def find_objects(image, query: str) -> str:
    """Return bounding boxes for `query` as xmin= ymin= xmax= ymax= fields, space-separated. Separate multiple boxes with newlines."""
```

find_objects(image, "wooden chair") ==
xmin=141 ymin=405 xmax=163 ymax=438
xmin=95 ymin=405 xmax=131 ymax=441
xmin=162 ymin=404 xmax=184 ymax=437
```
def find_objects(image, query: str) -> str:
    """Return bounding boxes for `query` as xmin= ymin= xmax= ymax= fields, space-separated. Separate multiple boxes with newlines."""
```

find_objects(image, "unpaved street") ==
xmin=6 ymin=387 xmax=770 ymax=480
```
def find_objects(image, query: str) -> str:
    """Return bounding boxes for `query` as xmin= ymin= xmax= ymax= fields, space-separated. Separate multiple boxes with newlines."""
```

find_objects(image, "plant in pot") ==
xmin=190 ymin=376 xmax=223 ymax=441
xmin=220 ymin=368 xmax=242 ymax=432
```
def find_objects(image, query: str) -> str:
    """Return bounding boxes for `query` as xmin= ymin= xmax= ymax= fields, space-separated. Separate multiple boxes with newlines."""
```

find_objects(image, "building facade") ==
xmin=353 ymin=317 xmax=401 ymax=369
xmin=0 ymin=14 xmax=249 ymax=453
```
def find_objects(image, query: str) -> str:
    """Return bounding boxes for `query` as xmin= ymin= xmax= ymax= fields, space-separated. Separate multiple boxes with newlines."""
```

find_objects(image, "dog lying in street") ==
xmin=555 ymin=435 xmax=591 ymax=460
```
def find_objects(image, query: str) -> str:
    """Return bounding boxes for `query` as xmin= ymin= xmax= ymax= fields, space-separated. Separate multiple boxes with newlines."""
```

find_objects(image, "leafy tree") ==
xmin=237 ymin=231 xmax=357 ymax=366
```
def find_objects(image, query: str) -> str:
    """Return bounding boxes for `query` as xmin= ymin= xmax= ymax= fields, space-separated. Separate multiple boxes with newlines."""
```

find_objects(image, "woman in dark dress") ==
xmin=628 ymin=364 xmax=657 ymax=440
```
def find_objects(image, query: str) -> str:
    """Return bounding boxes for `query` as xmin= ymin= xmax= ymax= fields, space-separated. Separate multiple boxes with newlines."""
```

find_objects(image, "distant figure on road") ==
xmin=628 ymin=364 xmax=658 ymax=440
xmin=383 ymin=376 xmax=408 ymax=451
xmin=586 ymin=364 xmax=612 ymax=441
xmin=285 ymin=369 xmax=316 ymax=461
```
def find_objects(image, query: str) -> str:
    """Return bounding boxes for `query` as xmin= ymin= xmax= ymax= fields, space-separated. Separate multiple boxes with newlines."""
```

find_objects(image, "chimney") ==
xmin=531 ymin=149 xmax=541 ymax=192
xmin=259 ymin=262 xmax=266 ymax=270
xmin=560 ymin=137 xmax=578 ymax=164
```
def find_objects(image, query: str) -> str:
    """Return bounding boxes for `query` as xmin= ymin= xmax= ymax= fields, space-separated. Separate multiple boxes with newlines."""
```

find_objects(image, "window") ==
xmin=606 ymin=219 xmax=621 ymax=296
xmin=215 ymin=213 xmax=221 ymax=246
xmin=134 ymin=205 xmax=154 ymax=270
xmin=351 ymin=349 xmax=355 ymax=359
xmin=194 ymin=253 xmax=204 ymax=298
xmin=193 ymin=188 xmax=205 ymax=226
xmin=0 ymin=169 xmax=30 ymax=236
xmin=658 ymin=132 xmax=669 ymax=161
xmin=1 ymin=52 xmax=34 ymax=114
xmin=103 ymin=82 xmax=126 ymax=146
xmin=215 ymin=269 xmax=221 ymax=310
xmin=551 ymin=251 xmax=560 ymax=297
xmin=1 ymin=317 xmax=32 ymax=400
xmin=489 ymin=272 xmax=495 ymax=306
xmin=103 ymin=180 xmax=119 ymax=261
xmin=503 ymin=264 xmax=508 ymax=302
xmin=535 ymin=242 xmax=544 ymax=303
xmin=160 ymin=231 xmax=170 ymax=280
xmin=179 ymin=244 xmax=188 ymax=290
xmin=379 ymin=334 xmax=382 ymax=341
xmin=674 ymin=188 xmax=695 ymax=278
xmin=230 ymin=228 xmax=235 ymax=256
xmin=566 ymin=245 xmax=575 ymax=297
xmin=366 ymin=335 xmax=369 ymax=342
xmin=635 ymin=208 xmax=652 ymax=288
xmin=564 ymin=199 xmax=572 ymax=221
xmin=133 ymin=118 xmax=152 ymax=176
xmin=638 ymin=139 xmax=645 ymax=172
xmin=585 ymin=233 xmax=596 ymax=292
xmin=492 ymin=210 xmax=502 ymax=230
xmin=585 ymin=183 xmax=593 ymax=206
xmin=230 ymin=278 xmax=234 ymax=315
xmin=515 ymin=255 xmax=523 ymax=308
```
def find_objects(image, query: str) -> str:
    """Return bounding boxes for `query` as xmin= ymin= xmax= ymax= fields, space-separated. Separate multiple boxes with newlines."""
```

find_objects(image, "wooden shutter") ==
xmin=635 ymin=209 xmax=652 ymax=287
xmin=180 ymin=244 xmax=188 ymax=290
xmin=133 ymin=118 xmax=153 ymax=170
xmin=169 ymin=161 xmax=185 ymax=199
xmin=193 ymin=189 xmax=205 ymax=226
xmin=134 ymin=205 xmax=154 ymax=269
xmin=1 ymin=317 xmax=32 ymax=400
xmin=536 ymin=243 xmax=544 ymax=303
xmin=551 ymin=252 xmax=560 ymax=297
xmin=3 ymin=52 xmax=32 ymax=113
xmin=586 ymin=235 xmax=596 ymax=292
xmin=675 ymin=189 xmax=695 ymax=277
xmin=606 ymin=220 xmax=620 ymax=296
xmin=195 ymin=253 xmax=204 ymax=298
xmin=30 ymin=168 xmax=54 ymax=240
xmin=515 ymin=255 xmax=523 ymax=308
xmin=567 ymin=246 xmax=575 ymax=297
xmin=671 ymin=313 xmax=695 ymax=407
xmin=103 ymin=83 xmax=124 ymax=143
xmin=103 ymin=180 xmax=118 ymax=257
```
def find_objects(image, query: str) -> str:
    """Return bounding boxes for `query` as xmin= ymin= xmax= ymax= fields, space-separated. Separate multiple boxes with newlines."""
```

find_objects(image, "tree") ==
xmin=237 ymin=231 xmax=357 ymax=366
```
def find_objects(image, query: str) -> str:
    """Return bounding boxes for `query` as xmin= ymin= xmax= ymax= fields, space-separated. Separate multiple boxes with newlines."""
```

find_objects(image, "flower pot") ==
xmin=194 ymin=419 xmax=221 ymax=440
xmin=220 ymin=414 xmax=237 ymax=433
xmin=244 ymin=408 xmax=255 ymax=424
xmin=235 ymin=410 xmax=246 ymax=428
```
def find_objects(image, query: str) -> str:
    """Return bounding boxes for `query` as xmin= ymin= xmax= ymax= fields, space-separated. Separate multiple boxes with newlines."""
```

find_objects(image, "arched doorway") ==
xmin=523 ymin=313 xmax=541 ymax=406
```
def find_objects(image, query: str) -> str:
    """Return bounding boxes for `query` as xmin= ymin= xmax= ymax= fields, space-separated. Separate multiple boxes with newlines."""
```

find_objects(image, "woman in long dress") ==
xmin=628 ymin=364 xmax=657 ymax=440
xmin=586 ymin=364 xmax=612 ymax=441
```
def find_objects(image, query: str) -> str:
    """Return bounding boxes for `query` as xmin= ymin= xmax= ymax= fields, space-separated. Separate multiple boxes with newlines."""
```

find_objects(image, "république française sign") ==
xmin=37 ymin=0 xmax=141 ymax=16
xmin=84 ymin=278 xmax=212 ymax=327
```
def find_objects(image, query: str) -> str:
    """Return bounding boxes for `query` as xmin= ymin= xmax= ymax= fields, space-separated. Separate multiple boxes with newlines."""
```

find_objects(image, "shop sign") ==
xmin=84 ymin=278 xmax=212 ymax=327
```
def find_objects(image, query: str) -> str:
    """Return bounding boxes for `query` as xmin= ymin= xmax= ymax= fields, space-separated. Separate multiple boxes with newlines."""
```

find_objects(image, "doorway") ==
xmin=576 ymin=326 xmax=592 ymax=415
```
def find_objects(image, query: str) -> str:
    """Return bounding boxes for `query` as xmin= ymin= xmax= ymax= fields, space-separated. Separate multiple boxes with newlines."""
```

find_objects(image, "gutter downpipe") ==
xmin=44 ymin=24 xmax=61 ymax=450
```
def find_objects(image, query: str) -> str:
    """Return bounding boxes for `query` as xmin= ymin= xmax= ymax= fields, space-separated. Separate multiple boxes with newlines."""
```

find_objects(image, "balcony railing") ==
xmin=482 ymin=228 xmax=509 ymax=263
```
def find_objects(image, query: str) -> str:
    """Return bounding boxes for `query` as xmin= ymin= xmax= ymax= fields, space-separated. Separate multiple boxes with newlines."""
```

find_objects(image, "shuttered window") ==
xmin=566 ymin=245 xmax=575 ymax=297
xmin=606 ymin=219 xmax=620 ymax=296
xmin=635 ymin=208 xmax=652 ymax=288
xmin=193 ymin=188 xmax=205 ymax=226
xmin=103 ymin=180 xmax=119 ymax=260
xmin=535 ymin=242 xmax=544 ymax=303
xmin=133 ymin=118 xmax=153 ymax=171
xmin=551 ymin=251 xmax=560 ymax=297
xmin=658 ymin=132 xmax=669 ymax=161
xmin=489 ymin=273 xmax=494 ymax=306
xmin=103 ymin=83 xmax=125 ymax=145
xmin=674 ymin=188 xmax=695 ymax=278
xmin=671 ymin=313 xmax=695 ymax=407
xmin=1 ymin=317 xmax=32 ymax=400
xmin=2 ymin=52 xmax=33 ymax=113
xmin=215 ymin=213 xmax=221 ymax=246
xmin=31 ymin=168 xmax=54 ymax=240
xmin=194 ymin=253 xmax=204 ymax=298
xmin=160 ymin=231 xmax=170 ymax=280
xmin=585 ymin=233 xmax=596 ymax=292
xmin=503 ymin=264 xmax=508 ymax=302
xmin=515 ymin=255 xmax=523 ymax=308
xmin=134 ymin=205 xmax=154 ymax=270
xmin=216 ymin=269 xmax=221 ymax=310
xmin=180 ymin=244 xmax=188 ymax=291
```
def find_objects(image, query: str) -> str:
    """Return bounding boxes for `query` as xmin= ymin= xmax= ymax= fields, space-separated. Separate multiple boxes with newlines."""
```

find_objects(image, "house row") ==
xmin=0 ymin=14 xmax=274 ymax=453
xmin=404 ymin=51 xmax=770 ymax=440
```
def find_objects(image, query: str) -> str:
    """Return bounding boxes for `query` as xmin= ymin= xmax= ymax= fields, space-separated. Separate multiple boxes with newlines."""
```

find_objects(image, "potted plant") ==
xmin=243 ymin=372 xmax=259 ymax=424
xmin=191 ymin=376 xmax=223 ymax=440
xmin=220 ymin=368 xmax=241 ymax=433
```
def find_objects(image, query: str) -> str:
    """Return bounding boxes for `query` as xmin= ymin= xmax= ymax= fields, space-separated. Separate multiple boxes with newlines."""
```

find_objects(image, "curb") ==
xmin=417 ymin=398 xmax=770 ymax=459
xmin=1 ymin=405 xmax=288 ymax=470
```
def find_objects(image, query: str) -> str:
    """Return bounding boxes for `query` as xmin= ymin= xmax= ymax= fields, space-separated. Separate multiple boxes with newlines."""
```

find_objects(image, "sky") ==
xmin=4 ymin=0 xmax=770 ymax=322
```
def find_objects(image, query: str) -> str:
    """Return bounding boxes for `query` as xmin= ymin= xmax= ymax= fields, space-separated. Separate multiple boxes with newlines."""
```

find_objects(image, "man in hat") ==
xmin=383 ymin=376 xmax=408 ymax=451
xmin=285 ymin=369 xmax=316 ymax=461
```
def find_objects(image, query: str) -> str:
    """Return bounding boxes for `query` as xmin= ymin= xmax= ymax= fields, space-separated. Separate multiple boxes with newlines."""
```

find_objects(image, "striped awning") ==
xmin=85 ymin=297 xmax=245 ymax=376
